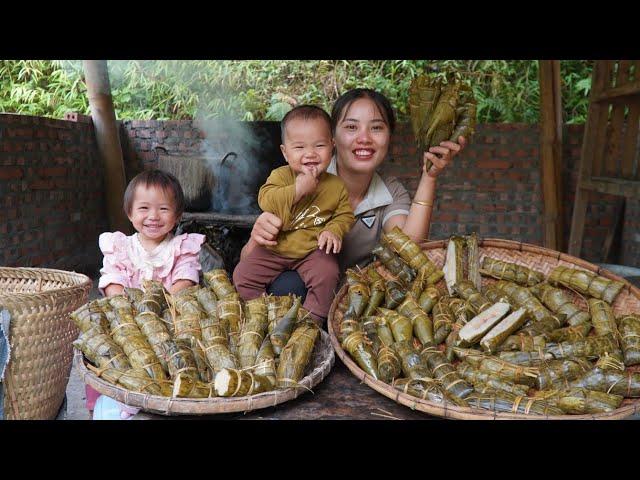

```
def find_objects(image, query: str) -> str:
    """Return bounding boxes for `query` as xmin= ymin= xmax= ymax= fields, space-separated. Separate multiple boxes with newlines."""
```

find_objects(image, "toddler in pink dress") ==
xmin=90 ymin=169 xmax=205 ymax=419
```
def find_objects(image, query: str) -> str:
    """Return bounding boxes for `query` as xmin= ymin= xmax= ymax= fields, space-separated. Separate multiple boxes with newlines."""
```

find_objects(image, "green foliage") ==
xmin=0 ymin=60 xmax=594 ymax=123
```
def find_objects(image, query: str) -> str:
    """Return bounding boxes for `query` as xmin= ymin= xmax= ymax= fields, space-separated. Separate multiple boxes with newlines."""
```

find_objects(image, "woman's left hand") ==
xmin=423 ymin=135 xmax=467 ymax=178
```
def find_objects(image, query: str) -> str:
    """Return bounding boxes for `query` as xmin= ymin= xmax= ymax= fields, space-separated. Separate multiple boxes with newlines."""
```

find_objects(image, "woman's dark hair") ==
xmin=330 ymin=88 xmax=396 ymax=134
xmin=280 ymin=104 xmax=332 ymax=143
xmin=123 ymin=168 xmax=186 ymax=217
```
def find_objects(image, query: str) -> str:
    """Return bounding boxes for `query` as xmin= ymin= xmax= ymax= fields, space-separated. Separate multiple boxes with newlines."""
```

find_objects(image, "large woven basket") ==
xmin=0 ymin=267 xmax=92 ymax=419
xmin=328 ymin=238 xmax=640 ymax=420
xmin=74 ymin=330 xmax=334 ymax=416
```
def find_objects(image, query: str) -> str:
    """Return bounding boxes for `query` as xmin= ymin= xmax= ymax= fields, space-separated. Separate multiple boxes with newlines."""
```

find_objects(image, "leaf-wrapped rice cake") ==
xmin=198 ymin=317 xmax=238 ymax=375
xmin=277 ymin=321 xmax=320 ymax=388
xmin=134 ymin=310 xmax=174 ymax=374
xmin=97 ymin=367 xmax=171 ymax=397
xmin=203 ymin=268 xmax=237 ymax=299
xmin=265 ymin=294 xmax=294 ymax=334
xmin=431 ymin=296 xmax=454 ymax=345
xmin=137 ymin=279 xmax=168 ymax=315
xmin=217 ymin=293 xmax=243 ymax=353
xmin=172 ymin=372 xmax=215 ymax=398
xmin=254 ymin=337 xmax=277 ymax=387
xmin=418 ymin=285 xmax=441 ymax=314
xmin=108 ymin=295 xmax=166 ymax=381
xmin=363 ymin=277 xmax=386 ymax=318
xmin=194 ymin=286 xmax=218 ymax=317
xmin=214 ymin=368 xmax=273 ymax=397
xmin=397 ymin=296 xmax=434 ymax=346
xmin=443 ymin=236 xmax=466 ymax=295
xmin=344 ymin=282 xmax=370 ymax=319
xmin=535 ymin=358 xmax=594 ymax=390
xmin=420 ymin=345 xmax=474 ymax=400
xmin=618 ymin=314 xmax=640 ymax=366
xmin=498 ymin=350 xmax=553 ymax=365
xmin=377 ymin=308 xmax=413 ymax=343
xmin=548 ymin=266 xmax=625 ymax=304
xmin=589 ymin=298 xmax=619 ymax=338
xmin=480 ymin=257 xmax=544 ymax=287
xmin=494 ymin=280 xmax=563 ymax=332
xmin=480 ymin=307 xmax=528 ymax=353
xmin=453 ymin=347 xmax=539 ymax=387
xmin=340 ymin=317 xmax=379 ymax=379
xmin=70 ymin=300 xmax=110 ymax=334
xmin=378 ymin=345 xmax=402 ymax=383
xmin=554 ymin=388 xmax=624 ymax=414
xmin=465 ymin=390 xmax=563 ymax=416
xmin=73 ymin=325 xmax=132 ymax=371
xmin=393 ymin=378 xmax=468 ymax=406
xmin=238 ymin=297 xmax=268 ymax=368
xmin=393 ymin=340 xmax=432 ymax=380
xmin=545 ymin=334 xmax=621 ymax=360
xmin=458 ymin=301 xmax=511 ymax=347
xmin=546 ymin=323 xmax=592 ymax=342
xmin=270 ymin=296 xmax=302 ymax=356
xmin=497 ymin=333 xmax=547 ymax=352
xmin=454 ymin=280 xmax=492 ymax=315
xmin=569 ymin=367 xmax=640 ymax=397
xmin=371 ymin=244 xmax=416 ymax=285
xmin=456 ymin=362 xmax=530 ymax=396
xmin=165 ymin=339 xmax=199 ymax=381
xmin=530 ymin=283 xmax=591 ymax=326
xmin=384 ymin=279 xmax=405 ymax=310
xmin=383 ymin=227 xmax=439 ymax=277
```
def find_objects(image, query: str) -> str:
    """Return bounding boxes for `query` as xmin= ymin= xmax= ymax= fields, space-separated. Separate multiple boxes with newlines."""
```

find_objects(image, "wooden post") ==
xmin=538 ymin=60 xmax=564 ymax=251
xmin=83 ymin=60 xmax=130 ymax=233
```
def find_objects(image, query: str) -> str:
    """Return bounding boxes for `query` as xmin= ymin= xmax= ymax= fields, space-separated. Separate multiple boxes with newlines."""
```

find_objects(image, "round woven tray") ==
xmin=74 ymin=330 xmax=334 ymax=415
xmin=0 ymin=267 xmax=92 ymax=420
xmin=328 ymin=238 xmax=640 ymax=420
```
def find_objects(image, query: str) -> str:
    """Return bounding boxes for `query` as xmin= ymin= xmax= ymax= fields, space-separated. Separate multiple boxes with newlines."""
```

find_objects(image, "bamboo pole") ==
xmin=538 ymin=60 xmax=564 ymax=251
xmin=83 ymin=60 xmax=130 ymax=233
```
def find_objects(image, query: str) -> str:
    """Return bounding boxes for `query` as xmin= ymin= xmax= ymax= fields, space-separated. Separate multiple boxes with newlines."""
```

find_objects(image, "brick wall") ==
xmin=2 ymin=115 xmax=637 ymax=273
xmin=0 ymin=114 xmax=108 ymax=273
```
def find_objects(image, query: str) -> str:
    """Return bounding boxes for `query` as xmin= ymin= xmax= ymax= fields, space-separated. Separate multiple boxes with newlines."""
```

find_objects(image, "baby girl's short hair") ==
xmin=123 ymin=169 xmax=186 ymax=216
xmin=280 ymin=105 xmax=332 ymax=143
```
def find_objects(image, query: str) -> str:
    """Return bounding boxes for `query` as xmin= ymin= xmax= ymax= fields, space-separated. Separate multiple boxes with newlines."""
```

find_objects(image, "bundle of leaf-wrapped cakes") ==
xmin=335 ymin=227 xmax=640 ymax=416
xmin=72 ymin=269 xmax=319 ymax=399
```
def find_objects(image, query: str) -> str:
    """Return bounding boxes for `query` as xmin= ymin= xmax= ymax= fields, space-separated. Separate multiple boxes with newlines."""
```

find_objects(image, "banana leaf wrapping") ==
xmin=197 ymin=319 xmax=238 ymax=375
xmin=466 ymin=233 xmax=482 ymax=291
xmin=393 ymin=340 xmax=432 ymax=380
xmin=384 ymin=280 xmax=406 ymax=310
xmin=497 ymin=334 xmax=547 ymax=352
xmin=480 ymin=307 xmax=528 ymax=354
xmin=96 ymin=367 xmax=171 ymax=397
xmin=172 ymin=291 xmax=210 ymax=381
xmin=254 ymin=337 xmax=277 ymax=387
xmin=195 ymin=287 xmax=218 ymax=317
xmin=444 ymin=298 xmax=475 ymax=362
xmin=420 ymin=345 xmax=474 ymax=400
xmin=397 ymin=296 xmax=434 ymax=346
xmin=165 ymin=339 xmax=199 ymax=381
xmin=203 ymin=268 xmax=237 ymax=299
xmin=409 ymin=74 xmax=443 ymax=152
xmin=546 ymin=322 xmax=593 ymax=342
xmin=276 ymin=321 xmax=320 ymax=388
xmin=70 ymin=300 xmax=110 ymax=334
xmin=456 ymin=362 xmax=530 ymax=396
xmin=498 ymin=350 xmax=553 ymax=365
xmin=344 ymin=283 xmax=370 ymax=319
xmin=134 ymin=310 xmax=174 ymax=374
xmin=545 ymin=334 xmax=621 ymax=360
xmin=569 ymin=367 xmax=640 ymax=397
xmin=465 ymin=390 xmax=563 ymax=416
xmin=618 ymin=314 xmax=640 ymax=366
xmin=136 ymin=280 xmax=168 ymax=315
xmin=431 ymin=296 xmax=454 ymax=345
xmin=588 ymin=298 xmax=619 ymax=338
xmin=424 ymin=82 xmax=460 ymax=151
xmin=371 ymin=244 xmax=416 ymax=285
xmin=378 ymin=345 xmax=402 ymax=383
xmin=217 ymin=293 xmax=243 ymax=353
xmin=363 ymin=279 xmax=386 ymax=317
xmin=454 ymin=280 xmax=492 ymax=314
xmin=270 ymin=296 xmax=302 ymax=356
xmin=362 ymin=317 xmax=382 ymax=355
xmin=553 ymin=388 xmax=624 ymax=414
xmin=265 ymin=294 xmax=294 ymax=334
xmin=448 ymin=83 xmax=477 ymax=143
xmin=375 ymin=316 xmax=396 ymax=348
xmin=340 ymin=317 xmax=379 ymax=379
xmin=172 ymin=373 xmax=215 ymax=398
xmin=483 ymin=285 xmax=512 ymax=306
xmin=108 ymin=295 xmax=166 ymax=381
xmin=529 ymin=283 xmax=591 ymax=326
xmin=345 ymin=268 xmax=367 ymax=286
xmin=383 ymin=227 xmax=439 ymax=276
xmin=409 ymin=267 xmax=428 ymax=300
xmin=73 ymin=325 xmax=132 ymax=371
xmin=377 ymin=308 xmax=413 ymax=343
xmin=162 ymin=308 xmax=175 ymax=337
xmin=418 ymin=285 xmax=441 ymax=314
xmin=238 ymin=297 xmax=268 ymax=368
xmin=458 ymin=301 xmax=511 ymax=347
xmin=494 ymin=280 xmax=563 ymax=332
xmin=214 ymin=368 xmax=273 ymax=397
xmin=125 ymin=287 xmax=144 ymax=304
xmin=548 ymin=266 xmax=625 ymax=304
xmin=535 ymin=358 xmax=594 ymax=390
xmin=393 ymin=378 xmax=451 ymax=404
xmin=453 ymin=347 xmax=539 ymax=387
xmin=480 ymin=257 xmax=544 ymax=287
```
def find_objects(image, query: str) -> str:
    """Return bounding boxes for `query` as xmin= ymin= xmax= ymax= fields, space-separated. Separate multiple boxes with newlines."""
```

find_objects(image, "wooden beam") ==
xmin=594 ymin=80 xmax=640 ymax=103
xmin=83 ymin=60 xmax=130 ymax=233
xmin=538 ymin=60 xmax=564 ymax=251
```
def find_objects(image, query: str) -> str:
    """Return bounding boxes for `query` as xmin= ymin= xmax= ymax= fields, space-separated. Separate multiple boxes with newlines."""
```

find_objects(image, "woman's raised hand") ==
xmin=424 ymin=136 xmax=467 ymax=178
xmin=251 ymin=211 xmax=283 ymax=247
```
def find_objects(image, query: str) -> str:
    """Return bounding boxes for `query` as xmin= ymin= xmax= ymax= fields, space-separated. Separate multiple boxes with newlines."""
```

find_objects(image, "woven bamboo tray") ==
xmin=0 ymin=267 xmax=92 ymax=420
xmin=74 ymin=330 xmax=334 ymax=416
xmin=328 ymin=238 xmax=640 ymax=420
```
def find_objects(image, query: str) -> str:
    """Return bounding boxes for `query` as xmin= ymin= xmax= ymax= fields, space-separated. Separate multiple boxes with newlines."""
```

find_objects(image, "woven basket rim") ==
xmin=74 ymin=330 xmax=335 ymax=416
xmin=328 ymin=237 xmax=640 ymax=420
xmin=0 ymin=267 xmax=92 ymax=300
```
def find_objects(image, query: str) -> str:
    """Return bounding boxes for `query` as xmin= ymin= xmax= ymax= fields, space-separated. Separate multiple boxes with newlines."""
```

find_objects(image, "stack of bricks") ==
xmin=0 ymin=113 xmax=108 ymax=273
